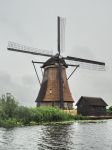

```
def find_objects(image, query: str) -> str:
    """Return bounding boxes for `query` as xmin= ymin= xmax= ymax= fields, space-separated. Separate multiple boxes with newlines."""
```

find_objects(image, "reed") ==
xmin=0 ymin=93 xmax=88 ymax=128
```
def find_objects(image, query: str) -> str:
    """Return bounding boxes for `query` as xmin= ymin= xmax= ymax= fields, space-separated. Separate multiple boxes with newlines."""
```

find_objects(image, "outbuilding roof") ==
xmin=76 ymin=96 xmax=108 ymax=106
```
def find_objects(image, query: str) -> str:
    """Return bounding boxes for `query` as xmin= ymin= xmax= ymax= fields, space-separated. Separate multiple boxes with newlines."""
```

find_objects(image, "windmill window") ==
xmin=49 ymin=89 xmax=52 ymax=94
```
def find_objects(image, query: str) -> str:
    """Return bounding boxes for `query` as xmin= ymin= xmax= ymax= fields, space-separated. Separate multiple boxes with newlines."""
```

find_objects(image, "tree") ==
xmin=0 ymin=93 xmax=18 ymax=119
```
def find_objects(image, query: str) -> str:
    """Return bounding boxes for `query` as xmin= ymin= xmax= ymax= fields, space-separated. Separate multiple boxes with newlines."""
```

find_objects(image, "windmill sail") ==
xmin=64 ymin=56 xmax=105 ymax=71
xmin=7 ymin=41 xmax=53 ymax=57
xmin=60 ymin=17 xmax=66 ymax=53
xmin=57 ymin=17 xmax=66 ymax=54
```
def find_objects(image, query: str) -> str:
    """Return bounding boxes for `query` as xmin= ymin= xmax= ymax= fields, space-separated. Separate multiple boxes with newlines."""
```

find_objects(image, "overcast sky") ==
xmin=0 ymin=0 xmax=112 ymax=107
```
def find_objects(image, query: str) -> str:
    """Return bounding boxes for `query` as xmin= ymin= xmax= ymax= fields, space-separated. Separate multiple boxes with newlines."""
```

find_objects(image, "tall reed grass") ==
xmin=0 ymin=93 xmax=88 ymax=128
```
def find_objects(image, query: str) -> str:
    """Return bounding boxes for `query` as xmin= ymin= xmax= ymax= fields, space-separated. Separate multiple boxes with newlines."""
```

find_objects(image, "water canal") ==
xmin=0 ymin=120 xmax=112 ymax=150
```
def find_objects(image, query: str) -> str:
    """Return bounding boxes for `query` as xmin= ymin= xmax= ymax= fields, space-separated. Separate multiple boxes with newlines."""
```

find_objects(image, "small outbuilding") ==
xmin=76 ymin=96 xmax=108 ymax=116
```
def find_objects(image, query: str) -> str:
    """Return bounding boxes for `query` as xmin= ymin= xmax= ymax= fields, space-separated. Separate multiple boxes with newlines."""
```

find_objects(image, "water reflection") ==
xmin=38 ymin=124 xmax=74 ymax=150
xmin=0 ymin=121 xmax=112 ymax=150
xmin=0 ymin=128 xmax=15 ymax=150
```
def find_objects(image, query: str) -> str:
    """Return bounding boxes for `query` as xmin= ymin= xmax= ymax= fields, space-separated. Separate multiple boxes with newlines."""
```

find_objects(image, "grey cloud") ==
xmin=0 ymin=71 xmax=37 ymax=106
xmin=72 ymin=46 xmax=95 ymax=60
xmin=21 ymin=75 xmax=38 ymax=86
xmin=0 ymin=72 xmax=12 ymax=86
xmin=68 ymin=69 xmax=112 ymax=106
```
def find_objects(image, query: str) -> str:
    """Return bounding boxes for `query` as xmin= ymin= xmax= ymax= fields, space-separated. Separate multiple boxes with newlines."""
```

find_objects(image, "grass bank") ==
xmin=0 ymin=106 xmax=88 ymax=128
xmin=0 ymin=93 xmax=89 ymax=128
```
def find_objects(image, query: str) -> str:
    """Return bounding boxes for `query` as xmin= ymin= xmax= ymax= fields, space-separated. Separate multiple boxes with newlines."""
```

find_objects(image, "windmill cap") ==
xmin=42 ymin=54 xmax=68 ymax=68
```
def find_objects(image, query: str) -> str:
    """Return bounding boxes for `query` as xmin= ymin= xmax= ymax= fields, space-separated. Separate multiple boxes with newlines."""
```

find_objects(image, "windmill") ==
xmin=7 ymin=16 xmax=105 ymax=109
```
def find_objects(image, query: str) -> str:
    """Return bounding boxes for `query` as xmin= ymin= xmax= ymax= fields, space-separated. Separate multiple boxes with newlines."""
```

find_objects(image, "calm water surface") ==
xmin=0 ymin=120 xmax=112 ymax=150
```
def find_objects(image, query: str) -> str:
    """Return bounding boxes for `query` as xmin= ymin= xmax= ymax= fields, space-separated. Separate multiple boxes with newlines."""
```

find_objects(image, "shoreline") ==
xmin=87 ymin=116 xmax=112 ymax=120
xmin=0 ymin=116 xmax=112 ymax=128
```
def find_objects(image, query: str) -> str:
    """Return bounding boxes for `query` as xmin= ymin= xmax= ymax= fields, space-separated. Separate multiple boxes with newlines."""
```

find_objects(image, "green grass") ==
xmin=0 ymin=93 xmax=88 ymax=128
xmin=0 ymin=106 xmax=89 ymax=128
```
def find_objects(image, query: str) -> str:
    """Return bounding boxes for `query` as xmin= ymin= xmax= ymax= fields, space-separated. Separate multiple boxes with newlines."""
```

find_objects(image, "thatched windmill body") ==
xmin=7 ymin=17 xmax=105 ymax=109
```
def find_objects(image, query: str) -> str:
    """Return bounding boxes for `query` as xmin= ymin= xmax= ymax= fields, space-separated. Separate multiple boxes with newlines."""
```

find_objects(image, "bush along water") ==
xmin=106 ymin=106 xmax=112 ymax=115
xmin=0 ymin=93 xmax=88 ymax=128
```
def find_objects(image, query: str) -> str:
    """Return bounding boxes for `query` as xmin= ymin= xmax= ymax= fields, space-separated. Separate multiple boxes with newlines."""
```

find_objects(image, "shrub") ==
xmin=0 ymin=118 xmax=18 ymax=128
xmin=0 ymin=93 xmax=18 ymax=119
xmin=107 ymin=106 xmax=112 ymax=115
xmin=15 ymin=106 xmax=33 ymax=125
